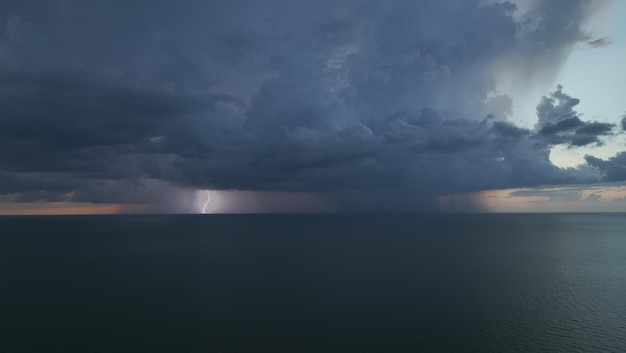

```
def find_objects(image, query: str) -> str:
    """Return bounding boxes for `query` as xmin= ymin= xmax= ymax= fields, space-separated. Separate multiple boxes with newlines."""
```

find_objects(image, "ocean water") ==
xmin=1 ymin=214 xmax=625 ymax=352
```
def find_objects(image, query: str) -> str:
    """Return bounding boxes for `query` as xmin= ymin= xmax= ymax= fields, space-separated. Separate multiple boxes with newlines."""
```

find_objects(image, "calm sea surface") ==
xmin=1 ymin=214 xmax=625 ymax=352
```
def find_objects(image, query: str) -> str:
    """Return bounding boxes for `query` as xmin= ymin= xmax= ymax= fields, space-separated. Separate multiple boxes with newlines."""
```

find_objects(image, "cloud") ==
xmin=0 ymin=0 xmax=619 ymax=211
xmin=534 ymin=85 xmax=616 ymax=147
xmin=509 ymin=188 xmax=583 ymax=202
xmin=584 ymin=192 xmax=601 ymax=202
xmin=448 ymin=183 xmax=626 ymax=213
xmin=585 ymin=153 xmax=626 ymax=182
xmin=585 ymin=37 xmax=613 ymax=48
xmin=506 ymin=0 xmax=610 ymax=84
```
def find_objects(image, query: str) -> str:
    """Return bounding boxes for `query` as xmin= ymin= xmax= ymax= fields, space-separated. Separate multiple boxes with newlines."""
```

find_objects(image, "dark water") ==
xmin=1 ymin=214 xmax=625 ymax=352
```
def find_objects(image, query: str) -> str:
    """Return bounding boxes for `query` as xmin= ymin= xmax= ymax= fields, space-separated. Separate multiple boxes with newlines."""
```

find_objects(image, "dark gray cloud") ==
xmin=575 ymin=122 xmax=614 ymax=136
xmin=585 ymin=153 xmax=626 ymax=182
xmin=585 ymin=37 xmax=613 ymax=48
xmin=538 ymin=117 xmax=585 ymax=136
xmin=0 ymin=0 xmax=620 ymax=211
xmin=534 ymin=85 xmax=615 ymax=147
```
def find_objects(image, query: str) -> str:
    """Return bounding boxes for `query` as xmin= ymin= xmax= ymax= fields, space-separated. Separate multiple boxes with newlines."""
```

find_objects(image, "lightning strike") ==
xmin=202 ymin=190 xmax=211 ymax=214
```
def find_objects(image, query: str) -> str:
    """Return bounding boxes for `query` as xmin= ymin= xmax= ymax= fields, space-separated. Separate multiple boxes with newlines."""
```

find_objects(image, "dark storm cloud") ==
xmin=0 ymin=171 xmax=81 ymax=195
xmin=538 ymin=117 xmax=585 ymax=136
xmin=575 ymin=122 xmax=614 ymax=136
xmin=0 ymin=71 xmax=233 ymax=190
xmin=0 ymin=0 xmax=618 ymax=210
xmin=0 ymin=73 xmax=212 ymax=147
xmin=585 ymin=153 xmax=626 ymax=182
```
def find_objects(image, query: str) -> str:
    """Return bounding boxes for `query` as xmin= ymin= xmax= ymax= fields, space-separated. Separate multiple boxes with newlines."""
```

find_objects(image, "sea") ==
xmin=1 ymin=214 xmax=625 ymax=352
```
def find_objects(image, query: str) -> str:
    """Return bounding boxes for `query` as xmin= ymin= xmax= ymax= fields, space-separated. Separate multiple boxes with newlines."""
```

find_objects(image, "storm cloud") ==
xmin=585 ymin=153 xmax=626 ymax=182
xmin=535 ymin=85 xmax=615 ymax=147
xmin=0 ymin=0 xmax=622 ymax=211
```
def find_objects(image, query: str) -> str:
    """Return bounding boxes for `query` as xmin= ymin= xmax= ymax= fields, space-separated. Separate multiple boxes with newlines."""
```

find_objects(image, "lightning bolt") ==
xmin=202 ymin=190 xmax=211 ymax=214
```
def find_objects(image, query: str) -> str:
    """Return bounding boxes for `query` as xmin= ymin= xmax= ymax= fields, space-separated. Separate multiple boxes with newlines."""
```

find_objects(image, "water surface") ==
xmin=1 ymin=214 xmax=625 ymax=352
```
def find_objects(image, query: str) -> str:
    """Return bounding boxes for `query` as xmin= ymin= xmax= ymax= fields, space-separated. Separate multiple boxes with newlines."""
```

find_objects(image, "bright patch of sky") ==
xmin=549 ymin=0 xmax=626 ymax=167
xmin=493 ymin=1 xmax=625 ymax=168
xmin=498 ymin=1 xmax=624 ymax=168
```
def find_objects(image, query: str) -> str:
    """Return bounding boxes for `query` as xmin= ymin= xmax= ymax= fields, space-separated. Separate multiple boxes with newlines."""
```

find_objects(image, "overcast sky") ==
xmin=0 ymin=0 xmax=625 ymax=214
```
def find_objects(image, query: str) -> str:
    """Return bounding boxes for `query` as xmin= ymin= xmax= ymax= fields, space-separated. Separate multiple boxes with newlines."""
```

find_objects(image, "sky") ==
xmin=0 ymin=0 xmax=625 ymax=214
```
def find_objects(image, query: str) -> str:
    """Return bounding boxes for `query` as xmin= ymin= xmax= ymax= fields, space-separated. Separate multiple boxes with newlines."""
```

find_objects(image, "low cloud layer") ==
xmin=0 ymin=0 xmax=622 ymax=211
